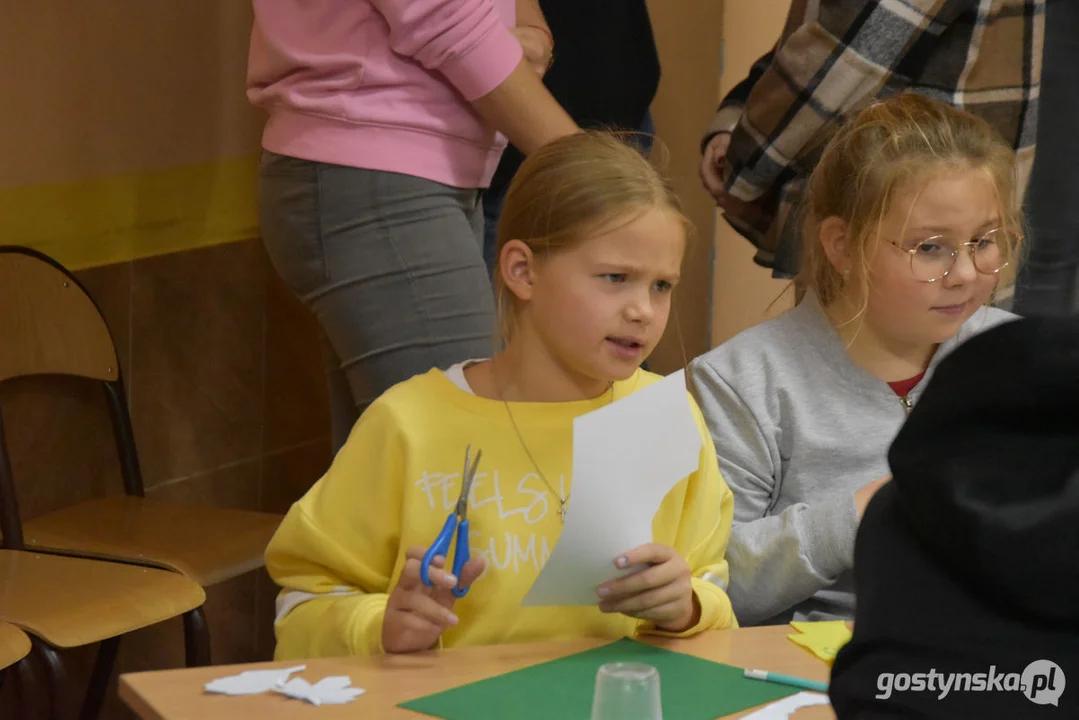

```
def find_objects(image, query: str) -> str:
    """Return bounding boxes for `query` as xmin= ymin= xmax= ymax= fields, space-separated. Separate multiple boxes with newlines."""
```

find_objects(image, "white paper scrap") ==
xmin=740 ymin=691 xmax=830 ymax=719
xmin=204 ymin=665 xmax=306 ymax=696
xmin=274 ymin=676 xmax=366 ymax=706
xmin=522 ymin=370 xmax=702 ymax=606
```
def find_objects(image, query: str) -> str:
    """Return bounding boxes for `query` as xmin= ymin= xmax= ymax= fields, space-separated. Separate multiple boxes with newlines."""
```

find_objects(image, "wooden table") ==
xmin=0 ymin=621 xmax=31 ymax=670
xmin=120 ymin=625 xmax=836 ymax=720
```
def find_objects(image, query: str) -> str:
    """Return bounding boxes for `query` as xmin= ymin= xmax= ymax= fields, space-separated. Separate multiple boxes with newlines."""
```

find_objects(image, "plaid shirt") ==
xmin=706 ymin=0 xmax=1044 ymax=278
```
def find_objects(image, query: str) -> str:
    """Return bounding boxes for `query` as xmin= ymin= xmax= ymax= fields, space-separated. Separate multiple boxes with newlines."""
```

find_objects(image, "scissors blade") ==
xmin=456 ymin=446 xmax=481 ymax=518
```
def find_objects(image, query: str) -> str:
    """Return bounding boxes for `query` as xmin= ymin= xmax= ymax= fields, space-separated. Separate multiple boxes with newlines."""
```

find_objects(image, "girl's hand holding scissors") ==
xmin=384 ymin=446 xmax=486 ymax=653
xmin=382 ymin=546 xmax=486 ymax=654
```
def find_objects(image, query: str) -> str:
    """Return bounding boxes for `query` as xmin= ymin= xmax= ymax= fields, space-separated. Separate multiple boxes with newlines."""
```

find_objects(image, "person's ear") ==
xmin=819 ymin=216 xmax=853 ymax=279
xmin=499 ymin=239 xmax=537 ymax=302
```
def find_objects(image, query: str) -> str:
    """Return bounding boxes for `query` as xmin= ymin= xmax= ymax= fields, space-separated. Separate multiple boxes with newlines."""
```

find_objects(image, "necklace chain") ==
xmin=495 ymin=368 xmax=614 ymax=523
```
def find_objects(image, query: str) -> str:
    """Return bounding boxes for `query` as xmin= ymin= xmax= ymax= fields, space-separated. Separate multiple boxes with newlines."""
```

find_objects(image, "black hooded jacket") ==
xmin=830 ymin=316 xmax=1079 ymax=718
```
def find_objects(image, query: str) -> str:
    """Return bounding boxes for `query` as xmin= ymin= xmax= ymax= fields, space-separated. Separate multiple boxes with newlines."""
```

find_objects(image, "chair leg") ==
xmin=32 ymin=637 xmax=68 ymax=720
xmin=183 ymin=607 xmax=212 ymax=667
xmin=0 ymin=666 xmax=13 ymax=714
xmin=78 ymin=637 xmax=120 ymax=720
xmin=13 ymin=655 xmax=39 ymax=719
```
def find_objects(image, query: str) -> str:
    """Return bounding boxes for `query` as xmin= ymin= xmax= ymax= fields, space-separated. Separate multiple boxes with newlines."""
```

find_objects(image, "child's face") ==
xmin=529 ymin=207 xmax=685 ymax=384
xmin=862 ymin=168 xmax=1002 ymax=348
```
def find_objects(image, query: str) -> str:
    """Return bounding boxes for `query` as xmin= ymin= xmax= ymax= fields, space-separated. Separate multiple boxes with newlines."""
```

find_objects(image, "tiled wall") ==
xmin=0 ymin=239 xmax=333 ymax=718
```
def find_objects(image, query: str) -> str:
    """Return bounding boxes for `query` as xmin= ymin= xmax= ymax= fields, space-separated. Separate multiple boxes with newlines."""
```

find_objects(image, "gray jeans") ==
xmin=259 ymin=151 xmax=496 ymax=450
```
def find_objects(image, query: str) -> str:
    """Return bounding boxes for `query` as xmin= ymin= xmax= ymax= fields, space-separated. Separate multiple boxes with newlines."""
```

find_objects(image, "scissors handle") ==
xmin=450 ymin=519 xmax=470 ymax=598
xmin=420 ymin=514 xmax=458 ymax=589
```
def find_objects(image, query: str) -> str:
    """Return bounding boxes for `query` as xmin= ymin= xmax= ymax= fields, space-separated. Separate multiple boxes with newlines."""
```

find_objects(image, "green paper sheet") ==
xmin=398 ymin=637 xmax=799 ymax=720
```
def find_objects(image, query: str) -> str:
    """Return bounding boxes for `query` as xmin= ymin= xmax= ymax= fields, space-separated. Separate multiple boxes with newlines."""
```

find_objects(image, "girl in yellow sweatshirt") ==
xmin=265 ymin=131 xmax=737 ymax=659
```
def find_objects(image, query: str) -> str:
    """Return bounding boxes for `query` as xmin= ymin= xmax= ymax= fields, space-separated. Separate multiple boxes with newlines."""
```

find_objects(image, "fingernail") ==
xmin=616 ymin=556 xmax=629 ymax=568
xmin=597 ymin=587 xmax=610 ymax=598
xmin=445 ymin=574 xmax=458 ymax=586
xmin=447 ymin=613 xmax=459 ymax=625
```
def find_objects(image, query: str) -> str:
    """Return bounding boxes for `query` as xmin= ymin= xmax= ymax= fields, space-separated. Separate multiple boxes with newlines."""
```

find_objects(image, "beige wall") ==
xmin=2 ymin=2 xmax=261 ymax=188
xmin=1 ymin=2 xmax=263 ymax=270
xmin=709 ymin=0 xmax=795 ymax=347
xmin=646 ymin=0 xmax=797 ymax=361
xmin=645 ymin=0 xmax=726 ymax=371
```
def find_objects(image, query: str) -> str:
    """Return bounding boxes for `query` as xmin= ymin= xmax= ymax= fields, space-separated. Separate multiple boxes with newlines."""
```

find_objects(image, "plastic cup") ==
xmin=590 ymin=662 xmax=663 ymax=720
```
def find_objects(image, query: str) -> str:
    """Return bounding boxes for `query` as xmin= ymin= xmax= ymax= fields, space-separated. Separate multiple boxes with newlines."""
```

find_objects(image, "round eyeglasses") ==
xmin=886 ymin=228 xmax=1017 ymax=283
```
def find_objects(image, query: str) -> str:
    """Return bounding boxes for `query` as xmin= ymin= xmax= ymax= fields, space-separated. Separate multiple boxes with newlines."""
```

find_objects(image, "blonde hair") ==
xmin=494 ymin=130 xmax=690 ymax=341
xmin=801 ymin=92 xmax=1024 ymax=312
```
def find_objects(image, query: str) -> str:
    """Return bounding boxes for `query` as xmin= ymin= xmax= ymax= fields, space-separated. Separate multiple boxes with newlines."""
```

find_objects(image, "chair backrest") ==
xmin=0 ymin=246 xmax=119 ymax=384
xmin=0 ymin=246 xmax=145 ymax=549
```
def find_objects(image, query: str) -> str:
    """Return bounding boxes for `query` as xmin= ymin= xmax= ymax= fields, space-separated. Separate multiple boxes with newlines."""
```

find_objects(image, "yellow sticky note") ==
xmin=787 ymin=621 xmax=852 ymax=666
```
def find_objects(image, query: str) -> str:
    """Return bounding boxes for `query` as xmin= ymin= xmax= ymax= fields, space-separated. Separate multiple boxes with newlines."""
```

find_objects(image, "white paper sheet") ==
xmin=740 ymin=692 xmax=830 ymax=719
xmin=274 ymin=676 xmax=366 ymax=706
xmin=204 ymin=665 xmax=306 ymax=696
xmin=522 ymin=370 xmax=702 ymax=606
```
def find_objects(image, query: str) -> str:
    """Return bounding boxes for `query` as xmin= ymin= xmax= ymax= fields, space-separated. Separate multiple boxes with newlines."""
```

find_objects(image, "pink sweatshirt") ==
xmin=246 ymin=0 xmax=523 ymax=189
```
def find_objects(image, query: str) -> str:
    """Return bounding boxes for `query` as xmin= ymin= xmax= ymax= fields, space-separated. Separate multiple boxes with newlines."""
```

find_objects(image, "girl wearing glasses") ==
xmin=689 ymin=93 xmax=1023 ymax=626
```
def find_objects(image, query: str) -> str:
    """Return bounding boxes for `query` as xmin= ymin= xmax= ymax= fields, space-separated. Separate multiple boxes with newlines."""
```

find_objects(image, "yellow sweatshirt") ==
xmin=265 ymin=367 xmax=736 ymax=659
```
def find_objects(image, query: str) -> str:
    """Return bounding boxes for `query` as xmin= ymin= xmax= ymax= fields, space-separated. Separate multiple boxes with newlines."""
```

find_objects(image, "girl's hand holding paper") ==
xmin=595 ymin=543 xmax=700 ymax=632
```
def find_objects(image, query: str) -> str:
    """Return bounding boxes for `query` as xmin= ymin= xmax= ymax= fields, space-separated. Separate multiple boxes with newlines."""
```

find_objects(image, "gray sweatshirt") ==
xmin=689 ymin=297 xmax=1014 ymax=626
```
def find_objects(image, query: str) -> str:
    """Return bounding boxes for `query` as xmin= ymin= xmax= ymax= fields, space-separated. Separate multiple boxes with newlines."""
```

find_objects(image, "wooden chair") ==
xmin=0 ymin=621 xmax=30 ymax=672
xmin=0 ymin=550 xmax=205 ymax=719
xmin=0 ymin=621 xmax=30 ymax=714
xmin=0 ymin=247 xmax=285 ymax=701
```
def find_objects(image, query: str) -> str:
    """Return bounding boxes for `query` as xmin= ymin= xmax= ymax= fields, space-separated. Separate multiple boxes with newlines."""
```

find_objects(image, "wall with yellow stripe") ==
xmin=1 ymin=2 xmax=263 ymax=270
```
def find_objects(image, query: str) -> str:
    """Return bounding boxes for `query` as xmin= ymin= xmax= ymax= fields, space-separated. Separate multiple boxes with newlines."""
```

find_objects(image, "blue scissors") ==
xmin=420 ymin=445 xmax=481 ymax=597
